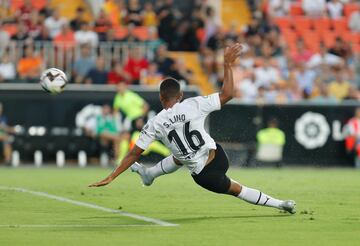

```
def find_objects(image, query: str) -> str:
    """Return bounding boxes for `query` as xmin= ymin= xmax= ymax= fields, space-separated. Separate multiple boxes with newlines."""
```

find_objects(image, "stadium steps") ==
xmin=222 ymin=0 xmax=251 ymax=30
xmin=50 ymin=0 xmax=92 ymax=20
xmin=169 ymin=52 xmax=215 ymax=95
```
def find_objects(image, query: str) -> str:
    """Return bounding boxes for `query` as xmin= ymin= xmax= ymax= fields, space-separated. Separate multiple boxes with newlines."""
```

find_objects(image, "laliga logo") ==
xmin=295 ymin=112 xmax=330 ymax=149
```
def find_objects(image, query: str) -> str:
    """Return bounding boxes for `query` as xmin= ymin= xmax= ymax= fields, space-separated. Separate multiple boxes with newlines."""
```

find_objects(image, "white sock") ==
xmin=147 ymin=155 xmax=182 ymax=179
xmin=237 ymin=186 xmax=283 ymax=209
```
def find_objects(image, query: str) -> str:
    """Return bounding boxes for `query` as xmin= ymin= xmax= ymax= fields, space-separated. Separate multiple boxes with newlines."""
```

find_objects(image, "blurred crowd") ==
xmin=0 ymin=0 xmax=207 ymax=85
xmin=0 ymin=0 xmax=360 ymax=103
xmin=203 ymin=0 xmax=360 ymax=103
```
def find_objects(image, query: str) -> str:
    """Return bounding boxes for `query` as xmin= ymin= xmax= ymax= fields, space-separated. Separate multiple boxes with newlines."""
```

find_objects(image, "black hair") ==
xmin=160 ymin=78 xmax=180 ymax=101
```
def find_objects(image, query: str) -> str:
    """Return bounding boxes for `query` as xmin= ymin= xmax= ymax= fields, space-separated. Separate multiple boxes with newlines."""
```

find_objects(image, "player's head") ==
xmin=268 ymin=118 xmax=279 ymax=128
xmin=159 ymin=78 xmax=183 ymax=108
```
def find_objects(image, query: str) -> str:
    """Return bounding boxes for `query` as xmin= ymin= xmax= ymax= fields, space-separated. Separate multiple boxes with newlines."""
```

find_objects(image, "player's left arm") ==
xmin=89 ymin=145 xmax=144 ymax=187
xmin=219 ymin=43 xmax=244 ymax=106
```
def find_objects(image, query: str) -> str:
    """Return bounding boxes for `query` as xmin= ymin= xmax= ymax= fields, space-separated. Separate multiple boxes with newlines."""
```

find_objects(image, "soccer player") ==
xmin=89 ymin=43 xmax=296 ymax=214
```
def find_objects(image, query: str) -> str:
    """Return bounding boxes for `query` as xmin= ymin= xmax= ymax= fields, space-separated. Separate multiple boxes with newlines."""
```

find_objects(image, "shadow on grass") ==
xmin=170 ymin=214 xmax=293 ymax=224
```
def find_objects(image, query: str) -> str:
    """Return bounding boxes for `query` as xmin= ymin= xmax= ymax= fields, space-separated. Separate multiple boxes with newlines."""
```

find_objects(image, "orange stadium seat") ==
xmin=332 ymin=18 xmax=349 ymax=35
xmin=343 ymin=32 xmax=360 ymax=45
xmin=293 ymin=17 xmax=313 ymax=34
xmin=2 ymin=24 xmax=17 ymax=37
xmin=313 ymin=18 xmax=332 ymax=33
xmin=290 ymin=3 xmax=304 ymax=16
xmin=10 ymin=0 xmax=46 ymax=11
xmin=274 ymin=17 xmax=292 ymax=30
xmin=321 ymin=31 xmax=337 ymax=48
xmin=133 ymin=27 xmax=149 ymax=41
xmin=113 ymin=26 xmax=128 ymax=39
xmin=303 ymin=31 xmax=321 ymax=52
xmin=344 ymin=3 xmax=360 ymax=18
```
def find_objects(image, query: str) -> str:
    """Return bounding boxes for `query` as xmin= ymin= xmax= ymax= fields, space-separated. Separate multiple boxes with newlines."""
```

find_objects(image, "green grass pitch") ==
xmin=0 ymin=167 xmax=359 ymax=246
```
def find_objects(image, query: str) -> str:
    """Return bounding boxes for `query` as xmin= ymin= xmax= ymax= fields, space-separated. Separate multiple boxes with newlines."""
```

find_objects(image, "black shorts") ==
xmin=191 ymin=143 xmax=231 ymax=194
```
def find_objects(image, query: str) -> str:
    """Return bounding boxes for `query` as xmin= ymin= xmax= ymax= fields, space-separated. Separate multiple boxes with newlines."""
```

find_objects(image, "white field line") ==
xmin=0 ymin=186 xmax=178 ymax=227
xmin=0 ymin=224 xmax=159 ymax=228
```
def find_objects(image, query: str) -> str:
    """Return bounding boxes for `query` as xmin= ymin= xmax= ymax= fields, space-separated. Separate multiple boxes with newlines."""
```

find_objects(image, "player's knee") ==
xmin=227 ymin=180 xmax=242 ymax=196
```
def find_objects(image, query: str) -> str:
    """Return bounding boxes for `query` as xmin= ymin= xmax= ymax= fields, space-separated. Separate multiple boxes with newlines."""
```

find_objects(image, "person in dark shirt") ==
xmin=154 ymin=44 xmax=175 ymax=76
xmin=70 ymin=7 xmax=85 ymax=31
xmin=39 ymin=0 xmax=53 ymax=18
xmin=85 ymin=57 xmax=108 ymax=84
xmin=126 ymin=0 xmax=143 ymax=26
xmin=11 ymin=22 xmax=29 ymax=41
xmin=157 ymin=0 xmax=176 ymax=46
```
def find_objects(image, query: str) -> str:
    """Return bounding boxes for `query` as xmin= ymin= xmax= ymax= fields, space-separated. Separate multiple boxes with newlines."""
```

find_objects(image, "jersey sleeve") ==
xmin=135 ymin=118 xmax=157 ymax=150
xmin=196 ymin=93 xmax=221 ymax=116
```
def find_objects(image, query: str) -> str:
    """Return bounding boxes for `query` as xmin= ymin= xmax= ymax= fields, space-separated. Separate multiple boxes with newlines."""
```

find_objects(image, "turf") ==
xmin=0 ymin=167 xmax=359 ymax=246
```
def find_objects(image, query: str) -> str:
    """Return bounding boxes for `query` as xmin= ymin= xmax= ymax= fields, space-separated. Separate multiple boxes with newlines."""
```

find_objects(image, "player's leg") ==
xmin=192 ymin=144 xmax=296 ymax=213
xmin=131 ymin=155 xmax=182 ymax=186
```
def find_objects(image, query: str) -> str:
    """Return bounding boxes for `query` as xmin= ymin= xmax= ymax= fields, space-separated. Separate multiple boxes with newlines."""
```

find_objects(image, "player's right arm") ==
xmin=219 ymin=43 xmax=244 ymax=106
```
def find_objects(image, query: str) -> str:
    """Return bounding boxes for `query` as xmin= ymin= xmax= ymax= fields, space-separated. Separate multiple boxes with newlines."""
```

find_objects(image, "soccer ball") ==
xmin=40 ymin=68 xmax=67 ymax=94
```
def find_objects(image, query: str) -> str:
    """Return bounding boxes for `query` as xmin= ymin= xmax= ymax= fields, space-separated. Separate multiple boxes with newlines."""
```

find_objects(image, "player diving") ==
xmin=89 ymin=43 xmax=296 ymax=214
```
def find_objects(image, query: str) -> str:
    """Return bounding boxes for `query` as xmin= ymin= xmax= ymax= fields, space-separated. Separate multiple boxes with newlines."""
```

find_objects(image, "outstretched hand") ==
xmin=224 ymin=43 xmax=245 ymax=66
xmin=89 ymin=177 xmax=113 ymax=187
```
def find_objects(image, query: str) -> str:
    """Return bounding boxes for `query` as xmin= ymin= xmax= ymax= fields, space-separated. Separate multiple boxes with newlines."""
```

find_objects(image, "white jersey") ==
xmin=136 ymin=93 xmax=221 ymax=174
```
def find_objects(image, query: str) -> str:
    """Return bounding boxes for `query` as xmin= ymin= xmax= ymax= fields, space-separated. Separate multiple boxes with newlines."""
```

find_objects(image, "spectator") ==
xmin=15 ymin=0 xmax=32 ymax=24
xmin=295 ymin=62 xmax=317 ymax=96
xmin=168 ymin=58 xmax=194 ymax=85
xmin=70 ymin=7 xmax=85 ymax=31
xmin=17 ymin=45 xmax=43 ymax=81
xmin=254 ymin=58 xmax=280 ymax=88
xmin=206 ymin=28 xmax=225 ymax=51
xmin=329 ymin=37 xmax=352 ymax=60
xmin=27 ymin=11 xmax=42 ymax=38
xmin=121 ymin=24 xmax=140 ymax=43
xmin=85 ymin=57 xmax=108 ymax=84
xmin=154 ymin=44 xmax=175 ymax=76
xmin=268 ymin=0 xmax=291 ymax=17
xmin=95 ymin=104 xmax=124 ymax=162
xmin=302 ymin=0 xmax=326 ymax=17
xmin=34 ymin=25 xmax=52 ymax=41
xmin=157 ymin=0 xmax=176 ymax=45
xmin=236 ymin=71 xmax=258 ymax=102
xmin=94 ymin=9 xmax=112 ymax=41
xmin=307 ymin=44 xmax=343 ymax=69
xmin=107 ymin=60 xmax=132 ymax=85
xmin=0 ymin=103 xmax=13 ymax=164
xmin=11 ymin=22 xmax=29 ymax=41
xmin=328 ymin=67 xmax=351 ymax=100
xmin=53 ymin=24 xmax=75 ymax=48
xmin=102 ymin=0 xmax=124 ymax=26
xmin=44 ymin=9 xmax=68 ymax=38
xmin=74 ymin=22 xmax=99 ymax=47
xmin=0 ymin=23 xmax=10 ymax=56
xmin=349 ymin=10 xmax=360 ymax=32
xmin=124 ymin=47 xmax=149 ymax=84
xmin=39 ymin=0 xmax=53 ymax=18
xmin=146 ymin=27 xmax=165 ymax=57
xmin=291 ymin=39 xmax=313 ymax=63
xmin=143 ymin=2 xmax=157 ymax=27
xmin=327 ymin=0 xmax=344 ymax=19
xmin=311 ymin=81 xmax=337 ymax=103
xmin=73 ymin=44 xmax=95 ymax=83
xmin=0 ymin=53 xmax=16 ymax=82
xmin=125 ymin=0 xmax=143 ymax=26
xmin=141 ymin=63 xmax=163 ymax=86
